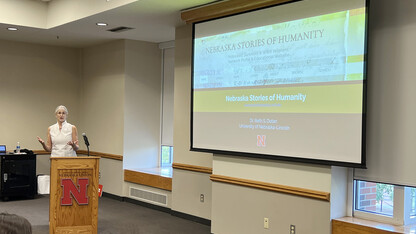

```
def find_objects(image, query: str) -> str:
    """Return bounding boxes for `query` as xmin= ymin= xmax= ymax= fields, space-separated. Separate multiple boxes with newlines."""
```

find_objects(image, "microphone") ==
xmin=82 ymin=133 xmax=90 ymax=147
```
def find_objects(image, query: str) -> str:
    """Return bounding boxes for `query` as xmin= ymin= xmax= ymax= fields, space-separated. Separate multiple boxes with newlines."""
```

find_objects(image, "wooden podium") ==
xmin=49 ymin=157 xmax=100 ymax=234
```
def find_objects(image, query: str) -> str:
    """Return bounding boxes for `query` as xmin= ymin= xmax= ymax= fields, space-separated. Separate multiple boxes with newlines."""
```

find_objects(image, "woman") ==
xmin=37 ymin=105 xmax=79 ymax=156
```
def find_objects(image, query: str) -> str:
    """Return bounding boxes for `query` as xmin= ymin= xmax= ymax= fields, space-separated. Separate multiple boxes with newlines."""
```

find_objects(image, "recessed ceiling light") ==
xmin=7 ymin=27 xmax=18 ymax=31
xmin=96 ymin=22 xmax=108 ymax=26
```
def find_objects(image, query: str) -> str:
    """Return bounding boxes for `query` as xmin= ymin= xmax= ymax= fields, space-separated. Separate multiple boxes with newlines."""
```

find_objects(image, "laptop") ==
xmin=0 ymin=145 xmax=6 ymax=155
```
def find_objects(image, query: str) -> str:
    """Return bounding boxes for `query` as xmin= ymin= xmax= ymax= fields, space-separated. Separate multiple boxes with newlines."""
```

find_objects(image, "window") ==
xmin=161 ymin=145 xmax=173 ymax=167
xmin=355 ymin=181 xmax=394 ymax=216
xmin=405 ymin=187 xmax=416 ymax=224
xmin=354 ymin=180 xmax=416 ymax=225
xmin=410 ymin=187 xmax=416 ymax=217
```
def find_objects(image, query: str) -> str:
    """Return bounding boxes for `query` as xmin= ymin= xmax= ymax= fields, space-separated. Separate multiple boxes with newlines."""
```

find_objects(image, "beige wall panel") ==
xmin=0 ymin=0 xmax=136 ymax=29
xmin=171 ymin=169 xmax=212 ymax=220
xmin=100 ymin=158 xmax=124 ymax=196
xmin=161 ymin=47 xmax=175 ymax=146
xmin=173 ymin=25 xmax=213 ymax=167
xmin=330 ymin=166 xmax=349 ymax=219
xmin=80 ymin=40 xmax=125 ymax=155
xmin=47 ymin=0 xmax=137 ymax=28
xmin=354 ymin=0 xmax=416 ymax=186
xmin=37 ymin=155 xmax=51 ymax=175
xmin=214 ymin=155 xmax=332 ymax=192
xmin=0 ymin=39 xmax=81 ymax=151
xmin=123 ymin=40 xmax=161 ymax=169
xmin=0 ymin=1 xmax=47 ymax=28
xmin=172 ymin=25 xmax=213 ymax=220
xmin=211 ymin=182 xmax=330 ymax=234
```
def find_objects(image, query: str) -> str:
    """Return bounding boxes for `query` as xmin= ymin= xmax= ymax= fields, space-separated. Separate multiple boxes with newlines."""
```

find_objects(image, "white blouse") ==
xmin=50 ymin=121 xmax=76 ymax=157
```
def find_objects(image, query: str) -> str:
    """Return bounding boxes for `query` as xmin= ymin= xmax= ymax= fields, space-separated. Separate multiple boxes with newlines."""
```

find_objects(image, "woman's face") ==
xmin=56 ymin=109 xmax=67 ymax=123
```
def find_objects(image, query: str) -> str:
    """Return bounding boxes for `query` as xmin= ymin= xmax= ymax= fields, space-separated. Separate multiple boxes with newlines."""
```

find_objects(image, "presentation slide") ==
xmin=192 ymin=0 xmax=367 ymax=165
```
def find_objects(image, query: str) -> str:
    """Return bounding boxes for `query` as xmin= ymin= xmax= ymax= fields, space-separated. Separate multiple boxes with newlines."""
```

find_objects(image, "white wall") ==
xmin=211 ymin=182 xmax=331 ymax=234
xmin=354 ymin=0 xmax=416 ymax=187
xmin=0 ymin=1 xmax=47 ymax=28
xmin=0 ymin=39 xmax=82 ymax=175
xmin=123 ymin=40 xmax=161 ymax=170
xmin=81 ymin=39 xmax=162 ymax=195
xmin=47 ymin=0 xmax=137 ymax=28
xmin=100 ymin=158 xmax=124 ymax=196
xmin=171 ymin=25 xmax=213 ymax=220
xmin=330 ymin=166 xmax=349 ymax=219
xmin=0 ymin=39 xmax=81 ymax=151
xmin=80 ymin=40 xmax=125 ymax=155
xmin=172 ymin=169 xmax=212 ymax=219
xmin=0 ymin=0 xmax=137 ymax=29
xmin=211 ymin=156 xmax=333 ymax=234
xmin=161 ymin=47 xmax=175 ymax=146
xmin=172 ymin=25 xmax=212 ymax=168
xmin=0 ymin=37 xmax=164 ymax=198
xmin=214 ymin=155 xmax=332 ymax=192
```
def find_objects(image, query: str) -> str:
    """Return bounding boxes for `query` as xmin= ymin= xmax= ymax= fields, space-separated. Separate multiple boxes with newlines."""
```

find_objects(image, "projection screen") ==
xmin=191 ymin=0 xmax=368 ymax=167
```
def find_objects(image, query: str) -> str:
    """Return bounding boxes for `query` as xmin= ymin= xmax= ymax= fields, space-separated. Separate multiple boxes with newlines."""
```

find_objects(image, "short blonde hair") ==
xmin=55 ymin=105 xmax=68 ymax=115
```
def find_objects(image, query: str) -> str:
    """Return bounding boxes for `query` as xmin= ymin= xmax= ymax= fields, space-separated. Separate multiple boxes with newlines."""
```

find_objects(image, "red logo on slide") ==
xmin=257 ymin=135 xmax=266 ymax=147
xmin=61 ymin=178 xmax=89 ymax=206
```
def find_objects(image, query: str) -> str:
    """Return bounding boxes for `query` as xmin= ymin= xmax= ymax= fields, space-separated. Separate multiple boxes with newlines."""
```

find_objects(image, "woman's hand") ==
xmin=67 ymin=140 xmax=78 ymax=146
xmin=37 ymin=136 xmax=45 ymax=145
xmin=67 ymin=140 xmax=79 ymax=150
xmin=38 ymin=136 xmax=51 ymax=152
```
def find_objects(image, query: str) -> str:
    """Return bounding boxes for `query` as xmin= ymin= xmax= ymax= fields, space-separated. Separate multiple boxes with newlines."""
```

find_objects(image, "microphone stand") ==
xmin=83 ymin=133 xmax=90 ymax=157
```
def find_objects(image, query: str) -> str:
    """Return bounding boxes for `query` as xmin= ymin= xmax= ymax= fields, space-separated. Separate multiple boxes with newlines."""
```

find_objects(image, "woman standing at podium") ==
xmin=37 ymin=105 xmax=79 ymax=156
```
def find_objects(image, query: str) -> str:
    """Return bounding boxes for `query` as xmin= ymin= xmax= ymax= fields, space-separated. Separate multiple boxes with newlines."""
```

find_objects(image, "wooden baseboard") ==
xmin=171 ymin=210 xmax=211 ymax=226
xmin=211 ymin=174 xmax=330 ymax=201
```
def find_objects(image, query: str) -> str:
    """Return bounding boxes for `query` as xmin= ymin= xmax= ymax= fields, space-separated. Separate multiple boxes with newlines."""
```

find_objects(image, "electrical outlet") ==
xmin=264 ymin=218 xmax=269 ymax=229
xmin=290 ymin=224 xmax=295 ymax=234
xmin=200 ymin=194 xmax=204 ymax=202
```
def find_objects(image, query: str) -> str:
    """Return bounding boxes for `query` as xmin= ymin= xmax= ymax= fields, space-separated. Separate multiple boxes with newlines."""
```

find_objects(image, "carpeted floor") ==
xmin=0 ymin=195 xmax=211 ymax=234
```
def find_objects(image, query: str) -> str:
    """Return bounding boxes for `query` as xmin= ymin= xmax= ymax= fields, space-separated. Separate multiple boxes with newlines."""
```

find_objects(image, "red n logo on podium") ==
xmin=61 ymin=178 xmax=89 ymax=205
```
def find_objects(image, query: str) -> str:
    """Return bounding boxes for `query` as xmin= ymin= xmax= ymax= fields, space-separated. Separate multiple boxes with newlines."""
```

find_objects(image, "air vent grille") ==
xmin=107 ymin=26 xmax=134 ymax=33
xmin=129 ymin=187 xmax=168 ymax=206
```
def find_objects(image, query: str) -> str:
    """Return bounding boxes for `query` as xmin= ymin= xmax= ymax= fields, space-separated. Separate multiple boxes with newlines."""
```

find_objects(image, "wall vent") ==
xmin=129 ymin=187 xmax=168 ymax=206
xmin=107 ymin=26 xmax=134 ymax=33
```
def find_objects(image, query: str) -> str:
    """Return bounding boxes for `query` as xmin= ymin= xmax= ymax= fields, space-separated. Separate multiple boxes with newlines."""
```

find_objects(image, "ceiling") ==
xmin=0 ymin=0 xmax=218 ymax=48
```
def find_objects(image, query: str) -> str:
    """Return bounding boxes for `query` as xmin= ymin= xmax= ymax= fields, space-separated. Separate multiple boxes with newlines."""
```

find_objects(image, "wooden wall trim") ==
xmin=211 ymin=174 xmax=330 ymax=201
xmin=33 ymin=150 xmax=50 ymax=155
xmin=33 ymin=150 xmax=123 ymax=161
xmin=124 ymin=169 xmax=172 ymax=191
xmin=172 ymin=163 xmax=212 ymax=174
xmin=181 ymin=0 xmax=295 ymax=24
xmin=77 ymin=150 xmax=123 ymax=161
xmin=332 ymin=218 xmax=403 ymax=234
